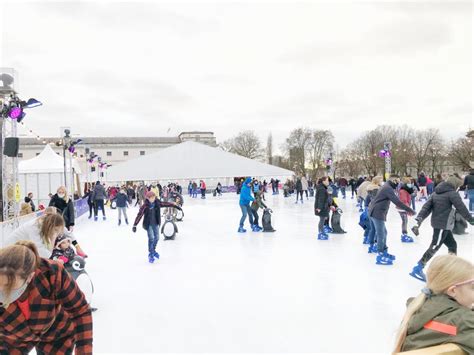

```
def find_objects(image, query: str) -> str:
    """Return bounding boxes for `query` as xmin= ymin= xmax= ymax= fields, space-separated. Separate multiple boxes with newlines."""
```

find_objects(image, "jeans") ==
xmin=318 ymin=215 xmax=326 ymax=233
xmin=239 ymin=204 xmax=254 ymax=228
xmin=94 ymin=199 xmax=106 ymax=217
xmin=88 ymin=202 xmax=93 ymax=217
xmin=411 ymin=195 xmax=416 ymax=211
xmin=147 ymin=224 xmax=159 ymax=254
xmin=370 ymin=216 xmax=387 ymax=253
xmin=192 ymin=189 xmax=197 ymax=198
xmin=201 ymin=189 xmax=206 ymax=198
xmin=341 ymin=187 xmax=346 ymax=198
xmin=296 ymin=190 xmax=303 ymax=201
xmin=367 ymin=217 xmax=376 ymax=244
xmin=399 ymin=211 xmax=408 ymax=234
xmin=468 ymin=189 xmax=474 ymax=212
xmin=420 ymin=229 xmax=457 ymax=265
xmin=118 ymin=207 xmax=128 ymax=221
xmin=251 ymin=208 xmax=259 ymax=226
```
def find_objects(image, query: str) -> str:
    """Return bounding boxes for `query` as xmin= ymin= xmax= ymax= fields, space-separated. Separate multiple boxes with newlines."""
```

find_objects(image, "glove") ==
xmin=132 ymin=226 xmax=137 ymax=233
xmin=411 ymin=225 xmax=420 ymax=236
xmin=58 ymin=256 xmax=69 ymax=264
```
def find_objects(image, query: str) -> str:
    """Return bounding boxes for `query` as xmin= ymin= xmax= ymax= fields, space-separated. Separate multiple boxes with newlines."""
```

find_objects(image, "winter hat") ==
xmin=446 ymin=175 xmax=462 ymax=190
xmin=55 ymin=235 xmax=72 ymax=249
xmin=146 ymin=191 xmax=156 ymax=198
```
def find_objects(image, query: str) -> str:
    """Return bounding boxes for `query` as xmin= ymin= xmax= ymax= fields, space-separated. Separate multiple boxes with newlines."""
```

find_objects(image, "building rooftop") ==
xmin=19 ymin=136 xmax=183 ymax=146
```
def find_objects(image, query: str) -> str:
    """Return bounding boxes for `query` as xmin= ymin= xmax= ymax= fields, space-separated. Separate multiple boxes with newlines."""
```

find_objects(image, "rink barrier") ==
xmin=397 ymin=343 xmax=465 ymax=355
xmin=0 ymin=197 xmax=88 ymax=248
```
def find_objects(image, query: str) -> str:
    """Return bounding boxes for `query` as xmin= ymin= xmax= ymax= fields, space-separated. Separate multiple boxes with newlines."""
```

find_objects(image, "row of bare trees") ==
xmin=220 ymin=127 xmax=473 ymax=179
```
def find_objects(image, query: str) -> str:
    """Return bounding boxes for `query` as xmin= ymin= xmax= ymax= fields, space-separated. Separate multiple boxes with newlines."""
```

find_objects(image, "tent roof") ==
xmin=106 ymin=141 xmax=294 ymax=181
xmin=19 ymin=144 xmax=82 ymax=174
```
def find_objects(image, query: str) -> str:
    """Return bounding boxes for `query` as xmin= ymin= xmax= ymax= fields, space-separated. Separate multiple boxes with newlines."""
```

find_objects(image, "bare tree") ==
xmin=307 ymin=130 xmax=334 ymax=176
xmin=266 ymin=133 xmax=273 ymax=165
xmin=449 ymin=135 xmax=473 ymax=170
xmin=222 ymin=130 xmax=264 ymax=159
xmin=284 ymin=127 xmax=312 ymax=174
xmin=412 ymin=128 xmax=444 ymax=175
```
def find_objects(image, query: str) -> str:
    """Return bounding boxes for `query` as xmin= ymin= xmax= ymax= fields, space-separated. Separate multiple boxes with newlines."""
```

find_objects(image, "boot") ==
xmin=125 ymin=219 xmax=129 ymax=225
xmin=238 ymin=227 xmax=247 ymax=233
xmin=153 ymin=251 xmax=160 ymax=260
xmin=376 ymin=252 xmax=393 ymax=265
xmin=103 ymin=216 xmax=106 ymax=221
xmin=368 ymin=244 xmax=378 ymax=253
xmin=118 ymin=219 xmax=121 ymax=226
xmin=409 ymin=262 xmax=426 ymax=281
xmin=317 ymin=232 xmax=329 ymax=240
xmin=362 ymin=236 xmax=370 ymax=245
xmin=401 ymin=234 xmax=414 ymax=243
xmin=94 ymin=216 xmax=98 ymax=221
xmin=148 ymin=253 xmax=155 ymax=263
xmin=383 ymin=250 xmax=396 ymax=261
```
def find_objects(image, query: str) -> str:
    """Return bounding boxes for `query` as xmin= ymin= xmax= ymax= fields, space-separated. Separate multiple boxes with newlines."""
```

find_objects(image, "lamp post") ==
xmin=62 ymin=129 xmax=72 ymax=194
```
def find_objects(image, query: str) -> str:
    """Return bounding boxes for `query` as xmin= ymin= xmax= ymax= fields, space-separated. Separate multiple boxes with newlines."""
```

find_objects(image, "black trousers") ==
xmin=88 ymin=202 xmax=93 ymax=217
xmin=420 ymin=229 xmax=457 ymax=265
xmin=94 ymin=199 xmax=106 ymax=217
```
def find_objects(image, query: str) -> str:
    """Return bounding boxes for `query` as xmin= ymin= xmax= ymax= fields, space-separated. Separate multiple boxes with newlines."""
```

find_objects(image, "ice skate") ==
xmin=153 ymin=251 xmax=160 ymax=260
xmin=148 ymin=253 xmax=155 ymax=263
xmin=238 ymin=227 xmax=247 ymax=233
xmin=317 ymin=232 xmax=329 ymax=240
xmin=409 ymin=262 xmax=426 ymax=282
xmin=401 ymin=234 xmax=414 ymax=243
xmin=376 ymin=253 xmax=393 ymax=265
xmin=368 ymin=244 xmax=377 ymax=253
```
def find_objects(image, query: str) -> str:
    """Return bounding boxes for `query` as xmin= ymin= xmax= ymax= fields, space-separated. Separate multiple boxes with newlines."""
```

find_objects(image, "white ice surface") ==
xmin=72 ymin=193 xmax=473 ymax=354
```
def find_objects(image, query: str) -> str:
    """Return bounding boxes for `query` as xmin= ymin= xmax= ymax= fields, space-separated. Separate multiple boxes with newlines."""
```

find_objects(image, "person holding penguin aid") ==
xmin=132 ymin=190 xmax=183 ymax=264
xmin=409 ymin=175 xmax=474 ymax=282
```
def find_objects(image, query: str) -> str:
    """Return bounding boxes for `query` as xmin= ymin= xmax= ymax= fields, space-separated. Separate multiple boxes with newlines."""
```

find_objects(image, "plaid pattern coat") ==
xmin=0 ymin=259 xmax=93 ymax=354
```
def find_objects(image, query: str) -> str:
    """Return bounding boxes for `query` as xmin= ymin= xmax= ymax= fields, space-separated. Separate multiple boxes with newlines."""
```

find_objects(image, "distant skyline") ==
xmin=1 ymin=1 xmax=472 ymax=153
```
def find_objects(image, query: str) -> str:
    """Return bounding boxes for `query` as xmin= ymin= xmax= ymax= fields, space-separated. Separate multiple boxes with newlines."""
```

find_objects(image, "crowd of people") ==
xmin=1 ymin=168 xmax=473 ymax=354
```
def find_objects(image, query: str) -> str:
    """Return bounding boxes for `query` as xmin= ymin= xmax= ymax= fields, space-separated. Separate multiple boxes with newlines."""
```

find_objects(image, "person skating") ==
xmin=92 ymin=181 xmax=107 ymax=221
xmin=250 ymin=186 xmax=267 ymax=232
xmin=314 ymin=177 xmax=334 ymax=240
xmin=295 ymin=177 xmax=303 ymax=203
xmin=410 ymin=176 xmax=474 ymax=281
xmin=338 ymin=177 xmax=348 ymax=199
xmin=349 ymin=177 xmax=357 ymax=199
xmin=461 ymin=168 xmax=474 ymax=212
xmin=398 ymin=177 xmax=416 ymax=243
xmin=238 ymin=177 xmax=255 ymax=233
xmin=132 ymin=191 xmax=182 ymax=263
xmin=116 ymin=188 xmax=130 ymax=226
xmin=368 ymin=175 xmax=415 ymax=265
xmin=365 ymin=176 xmax=383 ymax=251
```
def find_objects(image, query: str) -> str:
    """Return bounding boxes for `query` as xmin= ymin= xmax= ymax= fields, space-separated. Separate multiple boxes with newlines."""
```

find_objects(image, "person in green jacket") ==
xmin=393 ymin=255 xmax=474 ymax=354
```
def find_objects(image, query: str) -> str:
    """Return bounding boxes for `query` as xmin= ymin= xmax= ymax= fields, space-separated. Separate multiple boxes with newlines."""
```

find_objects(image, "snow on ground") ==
xmin=73 ymin=192 xmax=473 ymax=354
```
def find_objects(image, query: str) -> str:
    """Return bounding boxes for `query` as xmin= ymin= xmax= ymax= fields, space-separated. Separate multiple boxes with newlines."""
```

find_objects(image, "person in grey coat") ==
xmin=92 ymin=180 xmax=107 ymax=221
xmin=410 ymin=176 xmax=474 ymax=281
xmin=368 ymin=175 xmax=415 ymax=265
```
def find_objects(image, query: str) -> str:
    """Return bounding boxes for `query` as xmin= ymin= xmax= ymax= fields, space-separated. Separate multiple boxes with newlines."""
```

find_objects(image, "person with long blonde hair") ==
xmin=49 ymin=186 xmax=75 ymax=232
xmin=393 ymin=255 xmax=474 ymax=354
xmin=5 ymin=213 xmax=65 ymax=258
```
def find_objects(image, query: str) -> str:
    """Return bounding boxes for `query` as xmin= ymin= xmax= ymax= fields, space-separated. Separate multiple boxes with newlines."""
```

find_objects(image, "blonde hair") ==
xmin=371 ymin=176 xmax=383 ymax=186
xmin=0 ymin=241 xmax=40 ymax=304
xmin=56 ymin=186 xmax=69 ymax=203
xmin=36 ymin=213 xmax=65 ymax=250
xmin=393 ymin=255 xmax=474 ymax=353
xmin=20 ymin=203 xmax=32 ymax=216
xmin=401 ymin=176 xmax=411 ymax=184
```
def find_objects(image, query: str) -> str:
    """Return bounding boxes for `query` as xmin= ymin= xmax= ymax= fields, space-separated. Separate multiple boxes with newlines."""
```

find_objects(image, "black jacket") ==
xmin=314 ymin=184 xmax=330 ymax=217
xmin=463 ymin=172 xmax=474 ymax=190
xmin=49 ymin=194 xmax=75 ymax=228
xmin=115 ymin=192 xmax=129 ymax=208
xmin=368 ymin=182 xmax=414 ymax=221
xmin=133 ymin=199 xmax=181 ymax=230
xmin=416 ymin=182 xmax=473 ymax=230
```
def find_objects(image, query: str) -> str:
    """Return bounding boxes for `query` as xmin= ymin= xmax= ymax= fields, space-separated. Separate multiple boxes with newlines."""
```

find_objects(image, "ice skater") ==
xmin=314 ymin=177 xmax=334 ymax=240
xmin=397 ymin=177 xmax=416 ymax=243
xmin=368 ymin=175 xmax=415 ymax=265
xmin=116 ymin=188 xmax=129 ymax=226
xmin=92 ymin=180 xmax=107 ymax=221
xmin=238 ymin=177 xmax=255 ymax=233
xmin=410 ymin=176 xmax=474 ymax=281
xmin=250 ymin=187 xmax=267 ymax=232
xmin=132 ymin=191 xmax=182 ymax=263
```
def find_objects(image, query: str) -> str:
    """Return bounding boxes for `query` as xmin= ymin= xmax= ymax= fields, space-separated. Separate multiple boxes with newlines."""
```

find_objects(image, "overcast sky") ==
xmin=0 ymin=1 xmax=472 ymax=152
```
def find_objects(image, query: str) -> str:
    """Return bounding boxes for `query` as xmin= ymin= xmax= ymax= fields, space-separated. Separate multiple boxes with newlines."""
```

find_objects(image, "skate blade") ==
xmin=409 ymin=272 xmax=425 ymax=282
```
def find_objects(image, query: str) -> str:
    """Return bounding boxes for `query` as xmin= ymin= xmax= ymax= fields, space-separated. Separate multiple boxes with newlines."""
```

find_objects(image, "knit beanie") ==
xmin=55 ymin=235 xmax=72 ymax=249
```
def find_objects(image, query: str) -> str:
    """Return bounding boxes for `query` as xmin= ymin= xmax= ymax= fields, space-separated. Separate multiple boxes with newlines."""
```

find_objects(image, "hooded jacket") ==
xmin=91 ymin=183 xmax=107 ymax=201
xmin=239 ymin=178 xmax=255 ymax=205
xmin=416 ymin=182 xmax=473 ymax=230
xmin=368 ymin=181 xmax=414 ymax=221
xmin=401 ymin=294 xmax=474 ymax=354
xmin=314 ymin=183 xmax=330 ymax=217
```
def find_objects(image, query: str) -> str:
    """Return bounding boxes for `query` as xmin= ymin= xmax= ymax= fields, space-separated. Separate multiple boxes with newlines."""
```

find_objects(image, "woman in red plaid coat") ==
xmin=0 ymin=241 xmax=93 ymax=354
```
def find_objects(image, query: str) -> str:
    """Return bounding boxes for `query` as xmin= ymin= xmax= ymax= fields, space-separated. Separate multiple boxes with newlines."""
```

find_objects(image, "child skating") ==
xmin=132 ymin=191 xmax=182 ymax=263
xmin=116 ymin=188 xmax=130 ymax=226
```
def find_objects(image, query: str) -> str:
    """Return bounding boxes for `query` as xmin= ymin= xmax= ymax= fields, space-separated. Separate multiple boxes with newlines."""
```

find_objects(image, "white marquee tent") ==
xmin=19 ymin=144 xmax=82 ymax=207
xmin=105 ymin=141 xmax=294 ymax=185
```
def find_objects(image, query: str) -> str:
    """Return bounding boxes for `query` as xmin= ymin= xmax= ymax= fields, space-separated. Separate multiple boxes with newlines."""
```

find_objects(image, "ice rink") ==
xmin=74 ymin=192 xmax=473 ymax=354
